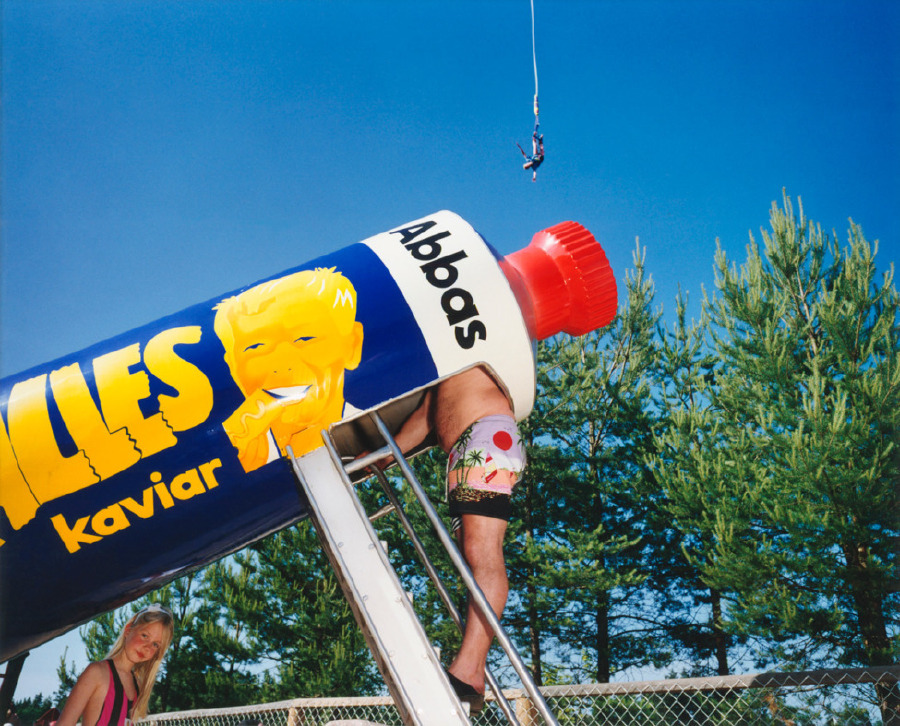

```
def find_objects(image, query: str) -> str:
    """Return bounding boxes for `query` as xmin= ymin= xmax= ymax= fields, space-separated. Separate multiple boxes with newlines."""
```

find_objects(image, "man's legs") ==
xmin=448 ymin=513 xmax=509 ymax=692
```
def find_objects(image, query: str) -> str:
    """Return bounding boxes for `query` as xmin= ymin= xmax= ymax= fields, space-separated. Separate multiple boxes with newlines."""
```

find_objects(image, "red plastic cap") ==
xmin=501 ymin=221 xmax=618 ymax=340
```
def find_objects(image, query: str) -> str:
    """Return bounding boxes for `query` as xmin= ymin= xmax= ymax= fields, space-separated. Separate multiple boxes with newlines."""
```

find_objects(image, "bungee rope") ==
xmin=518 ymin=0 xmax=545 ymax=181
xmin=531 ymin=0 xmax=539 ymax=125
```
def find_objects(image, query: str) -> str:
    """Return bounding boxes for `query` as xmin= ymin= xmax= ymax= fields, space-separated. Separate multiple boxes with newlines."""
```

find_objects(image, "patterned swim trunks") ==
xmin=446 ymin=414 xmax=526 ymax=523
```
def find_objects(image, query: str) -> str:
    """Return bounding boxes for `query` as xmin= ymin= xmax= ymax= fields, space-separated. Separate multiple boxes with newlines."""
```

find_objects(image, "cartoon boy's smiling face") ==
xmin=230 ymin=287 xmax=361 ymax=419
xmin=215 ymin=267 xmax=363 ymax=471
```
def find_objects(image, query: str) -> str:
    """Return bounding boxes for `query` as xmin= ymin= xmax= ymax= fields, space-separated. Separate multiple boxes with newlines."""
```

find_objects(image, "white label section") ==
xmin=362 ymin=210 xmax=535 ymax=419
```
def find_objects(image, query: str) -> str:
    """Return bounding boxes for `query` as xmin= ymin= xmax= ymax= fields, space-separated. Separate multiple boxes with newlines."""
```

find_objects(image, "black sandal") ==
xmin=447 ymin=672 xmax=485 ymax=714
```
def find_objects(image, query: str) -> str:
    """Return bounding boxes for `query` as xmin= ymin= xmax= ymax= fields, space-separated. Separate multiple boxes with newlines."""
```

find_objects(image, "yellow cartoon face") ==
xmin=215 ymin=268 xmax=363 ymax=471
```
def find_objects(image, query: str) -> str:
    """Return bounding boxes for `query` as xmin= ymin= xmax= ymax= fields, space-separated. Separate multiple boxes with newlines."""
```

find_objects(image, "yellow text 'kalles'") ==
xmin=1 ymin=326 xmax=214 ymax=531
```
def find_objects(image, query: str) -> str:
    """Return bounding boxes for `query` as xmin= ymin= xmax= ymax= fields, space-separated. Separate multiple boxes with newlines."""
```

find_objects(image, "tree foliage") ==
xmin=523 ymin=243 xmax=665 ymax=682
xmin=10 ymin=694 xmax=52 ymax=726
xmin=650 ymin=194 xmax=899 ymax=717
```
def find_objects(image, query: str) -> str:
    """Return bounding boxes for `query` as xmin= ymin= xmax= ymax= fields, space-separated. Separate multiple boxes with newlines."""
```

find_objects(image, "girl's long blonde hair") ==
xmin=106 ymin=604 xmax=174 ymax=720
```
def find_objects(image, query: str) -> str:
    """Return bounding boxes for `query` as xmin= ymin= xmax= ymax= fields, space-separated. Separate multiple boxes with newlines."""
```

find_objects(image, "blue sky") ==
xmin=3 ymin=0 xmax=897 ymax=702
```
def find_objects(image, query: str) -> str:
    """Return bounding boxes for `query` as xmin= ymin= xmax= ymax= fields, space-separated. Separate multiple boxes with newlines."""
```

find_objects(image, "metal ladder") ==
xmin=288 ymin=392 xmax=558 ymax=726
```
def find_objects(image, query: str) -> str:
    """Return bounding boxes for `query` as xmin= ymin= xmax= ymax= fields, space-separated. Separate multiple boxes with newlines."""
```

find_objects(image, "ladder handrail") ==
xmin=362 ymin=411 xmax=559 ymax=726
xmin=366 ymin=463 xmax=520 ymax=725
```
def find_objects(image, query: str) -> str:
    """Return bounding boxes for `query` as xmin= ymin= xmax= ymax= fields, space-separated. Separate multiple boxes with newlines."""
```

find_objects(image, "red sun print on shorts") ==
xmin=446 ymin=416 xmax=525 ymax=500
xmin=493 ymin=431 xmax=513 ymax=450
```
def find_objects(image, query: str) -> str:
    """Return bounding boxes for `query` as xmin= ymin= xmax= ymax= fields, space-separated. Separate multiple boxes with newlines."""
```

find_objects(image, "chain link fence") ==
xmin=143 ymin=666 xmax=899 ymax=726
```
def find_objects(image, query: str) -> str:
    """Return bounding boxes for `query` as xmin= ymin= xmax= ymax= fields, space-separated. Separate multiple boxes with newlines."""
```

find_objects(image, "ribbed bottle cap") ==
xmin=501 ymin=221 xmax=618 ymax=340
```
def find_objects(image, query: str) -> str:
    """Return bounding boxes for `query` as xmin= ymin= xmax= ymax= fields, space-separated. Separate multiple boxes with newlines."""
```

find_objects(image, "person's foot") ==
xmin=447 ymin=672 xmax=485 ymax=714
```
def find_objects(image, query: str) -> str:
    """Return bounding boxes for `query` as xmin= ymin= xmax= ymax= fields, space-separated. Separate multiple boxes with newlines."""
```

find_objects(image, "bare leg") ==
xmin=448 ymin=514 xmax=508 ymax=692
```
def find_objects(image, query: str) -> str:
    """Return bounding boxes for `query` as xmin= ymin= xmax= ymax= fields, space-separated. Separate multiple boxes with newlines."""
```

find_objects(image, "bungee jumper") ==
xmin=517 ymin=116 xmax=544 ymax=182
xmin=518 ymin=0 xmax=544 ymax=181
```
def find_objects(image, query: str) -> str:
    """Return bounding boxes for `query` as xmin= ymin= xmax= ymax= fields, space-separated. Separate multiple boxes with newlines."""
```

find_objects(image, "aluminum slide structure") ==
xmin=289 ymin=394 xmax=558 ymax=726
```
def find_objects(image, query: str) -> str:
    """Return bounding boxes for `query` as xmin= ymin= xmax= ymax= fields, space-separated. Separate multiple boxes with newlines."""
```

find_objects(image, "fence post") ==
xmin=515 ymin=695 xmax=536 ymax=726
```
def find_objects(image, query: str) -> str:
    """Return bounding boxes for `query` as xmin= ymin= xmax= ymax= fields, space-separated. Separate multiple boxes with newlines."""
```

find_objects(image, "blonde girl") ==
xmin=57 ymin=604 xmax=175 ymax=726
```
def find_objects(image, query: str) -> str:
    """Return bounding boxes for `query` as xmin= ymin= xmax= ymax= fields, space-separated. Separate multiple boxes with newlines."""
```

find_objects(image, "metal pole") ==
xmin=369 ymin=465 xmax=521 ymax=725
xmin=366 ymin=412 xmax=558 ymax=725
xmin=0 ymin=652 xmax=28 ymax=723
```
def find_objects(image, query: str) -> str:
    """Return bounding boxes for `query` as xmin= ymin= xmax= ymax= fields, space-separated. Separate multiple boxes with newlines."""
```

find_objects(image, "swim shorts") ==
xmin=446 ymin=414 xmax=526 ymax=523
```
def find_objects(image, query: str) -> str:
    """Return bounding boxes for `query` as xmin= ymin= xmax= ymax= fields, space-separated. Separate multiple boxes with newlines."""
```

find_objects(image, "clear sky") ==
xmin=2 ymin=0 xmax=898 ymax=703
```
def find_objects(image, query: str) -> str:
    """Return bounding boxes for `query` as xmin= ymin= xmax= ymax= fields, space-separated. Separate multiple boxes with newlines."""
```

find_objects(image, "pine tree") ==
xmin=11 ymin=693 xmax=53 ymax=725
xmin=655 ymin=195 xmax=898 ymax=719
xmin=156 ymin=572 xmax=261 ymax=710
xmin=222 ymin=522 xmax=381 ymax=700
xmin=505 ymin=420 xmax=586 ymax=686
xmin=528 ymin=244 xmax=672 ymax=682
xmin=53 ymin=649 xmax=80 ymax=710
xmin=647 ymin=292 xmax=747 ymax=675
